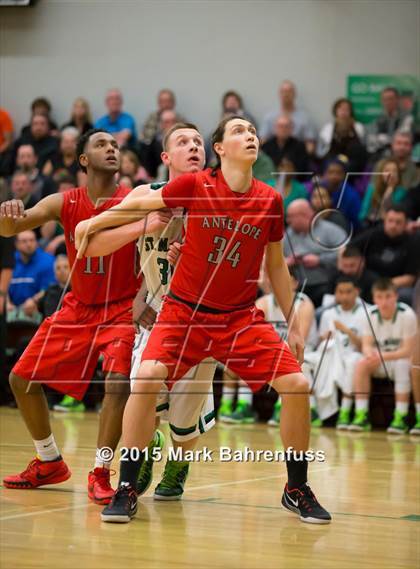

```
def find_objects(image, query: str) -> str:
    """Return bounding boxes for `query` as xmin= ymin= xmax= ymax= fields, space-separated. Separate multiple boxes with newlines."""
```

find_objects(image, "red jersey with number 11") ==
xmin=61 ymin=186 xmax=141 ymax=306
xmin=161 ymin=168 xmax=284 ymax=311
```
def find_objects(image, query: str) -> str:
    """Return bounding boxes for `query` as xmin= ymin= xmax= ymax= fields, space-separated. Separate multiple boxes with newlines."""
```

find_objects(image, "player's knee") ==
xmin=104 ymin=373 xmax=130 ymax=398
xmin=9 ymin=372 xmax=36 ymax=395
xmin=273 ymin=372 xmax=310 ymax=394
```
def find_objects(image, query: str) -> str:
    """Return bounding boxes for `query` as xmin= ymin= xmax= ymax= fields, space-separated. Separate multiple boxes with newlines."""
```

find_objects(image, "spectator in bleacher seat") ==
xmin=349 ymin=278 xmax=417 ymax=434
xmin=144 ymin=109 xmax=178 ymax=179
xmin=283 ymin=199 xmax=347 ymax=306
xmin=386 ymin=132 xmax=420 ymax=190
xmin=119 ymin=149 xmax=149 ymax=186
xmin=39 ymin=174 xmax=76 ymax=255
xmin=0 ymin=235 xmax=15 ymax=383
xmin=315 ymin=156 xmax=361 ymax=229
xmin=260 ymin=80 xmax=316 ymax=154
xmin=221 ymin=90 xmax=257 ymax=126
xmin=42 ymin=127 xmax=80 ymax=181
xmin=351 ymin=204 xmax=418 ymax=305
xmin=20 ymin=97 xmax=58 ymax=138
xmin=252 ymin=150 xmax=276 ymax=186
xmin=95 ymin=88 xmax=137 ymax=148
xmin=38 ymin=255 xmax=70 ymax=319
xmin=15 ymin=144 xmax=55 ymax=200
xmin=310 ymin=185 xmax=349 ymax=232
xmin=317 ymin=98 xmax=367 ymax=173
xmin=367 ymin=87 xmax=414 ymax=159
xmin=14 ymin=114 xmax=58 ymax=170
xmin=359 ymin=158 xmax=407 ymax=226
xmin=275 ymin=156 xmax=308 ymax=214
xmin=7 ymin=230 xmax=56 ymax=320
xmin=62 ymin=97 xmax=93 ymax=135
xmin=0 ymin=107 xmax=14 ymax=176
xmin=141 ymin=88 xmax=185 ymax=144
xmin=10 ymin=172 xmax=38 ymax=209
xmin=262 ymin=115 xmax=310 ymax=179
xmin=330 ymin=246 xmax=378 ymax=304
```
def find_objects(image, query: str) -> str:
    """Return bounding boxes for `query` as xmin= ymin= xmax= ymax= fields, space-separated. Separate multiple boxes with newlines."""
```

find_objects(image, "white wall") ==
xmin=1 ymin=0 xmax=419 ymax=136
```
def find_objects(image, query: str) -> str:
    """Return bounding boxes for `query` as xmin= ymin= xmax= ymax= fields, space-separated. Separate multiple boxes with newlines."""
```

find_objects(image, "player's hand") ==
xmin=167 ymin=241 xmax=182 ymax=266
xmin=364 ymin=351 xmax=381 ymax=367
xmin=302 ymin=254 xmax=320 ymax=268
xmin=75 ymin=219 xmax=92 ymax=259
xmin=144 ymin=209 xmax=172 ymax=234
xmin=22 ymin=298 xmax=38 ymax=317
xmin=287 ymin=326 xmax=305 ymax=365
xmin=333 ymin=320 xmax=348 ymax=334
xmin=0 ymin=199 xmax=26 ymax=219
xmin=132 ymin=297 xmax=157 ymax=332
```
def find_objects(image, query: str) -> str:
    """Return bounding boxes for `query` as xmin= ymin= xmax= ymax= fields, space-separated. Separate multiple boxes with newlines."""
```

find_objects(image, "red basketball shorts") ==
xmin=141 ymin=297 xmax=301 ymax=392
xmin=12 ymin=293 xmax=135 ymax=400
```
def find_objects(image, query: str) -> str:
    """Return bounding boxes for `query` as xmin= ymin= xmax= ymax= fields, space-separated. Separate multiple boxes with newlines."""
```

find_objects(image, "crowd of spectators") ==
xmin=0 ymin=82 xmax=419 ymax=414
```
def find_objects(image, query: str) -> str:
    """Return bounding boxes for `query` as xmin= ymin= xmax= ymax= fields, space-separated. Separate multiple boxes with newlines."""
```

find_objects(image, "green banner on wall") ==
xmin=347 ymin=75 xmax=419 ymax=124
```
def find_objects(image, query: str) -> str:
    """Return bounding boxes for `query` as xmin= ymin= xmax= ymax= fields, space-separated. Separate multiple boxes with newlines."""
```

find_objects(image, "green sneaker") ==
xmin=137 ymin=429 xmax=165 ymax=495
xmin=311 ymin=407 xmax=322 ymax=427
xmin=268 ymin=401 xmax=281 ymax=426
xmin=53 ymin=395 xmax=85 ymax=412
xmin=348 ymin=409 xmax=371 ymax=432
xmin=336 ymin=408 xmax=351 ymax=430
xmin=387 ymin=410 xmax=409 ymax=435
xmin=222 ymin=401 xmax=256 ymax=424
xmin=154 ymin=460 xmax=190 ymax=501
xmin=409 ymin=412 xmax=420 ymax=435
xmin=219 ymin=399 xmax=235 ymax=423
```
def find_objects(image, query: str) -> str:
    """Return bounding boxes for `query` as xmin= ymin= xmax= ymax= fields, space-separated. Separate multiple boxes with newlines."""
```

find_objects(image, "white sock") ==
xmin=34 ymin=434 xmax=60 ymax=462
xmin=395 ymin=401 xmax=409 ymax=415
xmin=310 ymin=395 xmax=316 ymax=408
xmin=237 ymin=382 xmax=253 ymax=405
xmin=94 ymin=448 xmax=112 ymax=469
xmin=416 ymin=403 xmax=420 ymax=415
xmin=355 ymin=399 xmax=368 ymax=412
xmin=222 ymin=385 xmax=235 ymax=403
xmin=341 ymin=396 xmax=353 ymax=411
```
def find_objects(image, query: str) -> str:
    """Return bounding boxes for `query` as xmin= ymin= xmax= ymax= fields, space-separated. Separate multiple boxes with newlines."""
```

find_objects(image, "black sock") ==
xmin=119 ymin=450 xmax=145 ymax=489
xmin=286 ymin=453 xmax=308 ymax=489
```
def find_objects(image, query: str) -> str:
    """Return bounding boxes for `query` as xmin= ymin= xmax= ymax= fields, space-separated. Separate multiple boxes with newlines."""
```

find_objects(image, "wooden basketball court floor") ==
xmin=0 ymin=407 xmax=418 ymax=569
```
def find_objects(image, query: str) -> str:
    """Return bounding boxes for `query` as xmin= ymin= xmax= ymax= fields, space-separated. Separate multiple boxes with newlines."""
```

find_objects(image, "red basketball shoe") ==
xmin=88 ymin=467 xmax=115 ymax=505
xmin=3 ymin=456 xmax=71 ymax=489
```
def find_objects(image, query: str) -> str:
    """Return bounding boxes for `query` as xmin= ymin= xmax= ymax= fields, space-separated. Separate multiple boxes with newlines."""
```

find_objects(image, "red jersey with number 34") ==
xmin=162 ymin=168 xmax=284 ymax=311
xmin=61 ymin=186 xmax=141 ymax=306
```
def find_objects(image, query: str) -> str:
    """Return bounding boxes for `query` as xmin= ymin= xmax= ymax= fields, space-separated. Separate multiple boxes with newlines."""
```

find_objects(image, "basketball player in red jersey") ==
xmin=76 ymin=117 xmax=331 ymax=524
xmin=0 ymin=129 xmax=168 ymax=504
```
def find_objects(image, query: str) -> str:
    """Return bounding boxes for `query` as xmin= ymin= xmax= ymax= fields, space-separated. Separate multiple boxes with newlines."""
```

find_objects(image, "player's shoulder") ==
xmin=61 ymin=186 xmax=85 ymax=204
xmin=397 ymin=302 xmax=416 ymax=319
xmin=368 ymin=304 xmax=380 ymax=316
xmin=196 ymin=168 xmax=215 ymax=186
xmin=253 ymin=177 xmax=279 ymax=198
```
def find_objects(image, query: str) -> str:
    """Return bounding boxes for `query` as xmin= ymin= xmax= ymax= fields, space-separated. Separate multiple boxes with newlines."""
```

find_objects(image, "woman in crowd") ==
xmin=275 ymin=156 xmax=308 ymax=214
xmin=359 ymin=158 xmax=407 ymax=226
xmin=317 ymin=98 xmax=367 ymax=173
xmin=118 ymin=149 xmax=150 ymax=186
xmin=62 ymin=97 xmax=93 ymax=135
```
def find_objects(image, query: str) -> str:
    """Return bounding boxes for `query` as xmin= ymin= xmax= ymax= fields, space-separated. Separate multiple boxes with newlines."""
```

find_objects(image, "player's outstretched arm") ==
xmin=265 ymin=240 xmax=304 ymax=364
xmin=0 ymin=194 xmax=63 ymax=237
xmin=84 ymin=210 xmax=173 ymax=257
xmin=74 ymin=185 xmax=166 ymax=257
